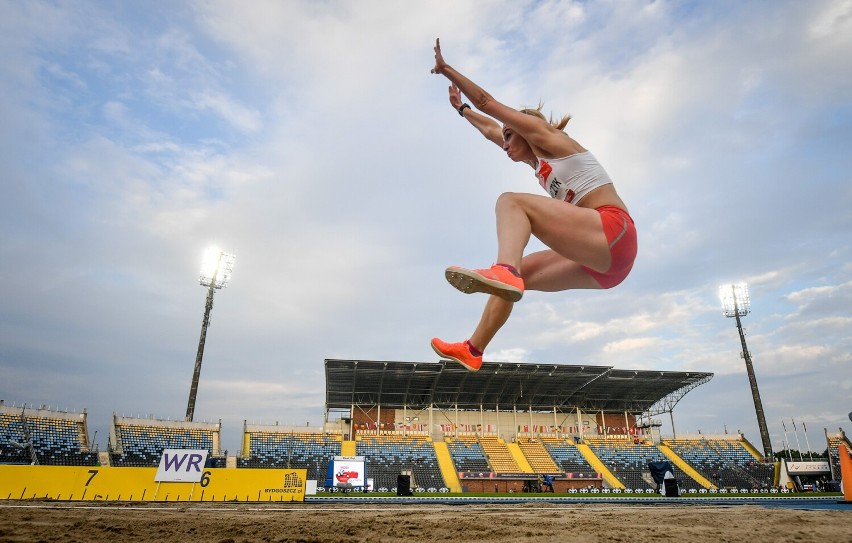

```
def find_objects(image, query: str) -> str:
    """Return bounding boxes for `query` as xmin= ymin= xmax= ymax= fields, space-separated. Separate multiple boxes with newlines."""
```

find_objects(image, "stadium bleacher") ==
xmin=1 ymin=411 xmax=31 ymax=464
xmin=110 ymin=416 xmax=224 ymax=468
xmin=479 ymin=436 xmax=521 ymax=473
xmin=6 ymin=396 xmax=846 ymax=496
xmin=825 ymin=431 xmax=849 ymax=482
xmin=540 ymin=436 xmax=598 ymax=476
xmin=25 ymin=416 xmax=98 ymax=466
xmin=516 ymin=437 xmax=560 ymax=473
xmin=355 ymin=434 xmax=444 ymax=490
xmin=238 ymin=430 xmax=341 ymax=481
xmin=664 ymin=437 xmax=773 ymax=489
xmin=446 ymin=436 xmax=491 ymax=474
xmin=0 ymin=404 xmax=97 ymax=466
xmin=584 ymin=436 xmax=688 ymax=490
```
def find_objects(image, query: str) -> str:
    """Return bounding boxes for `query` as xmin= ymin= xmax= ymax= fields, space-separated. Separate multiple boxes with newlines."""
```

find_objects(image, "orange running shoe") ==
xmin=431 ymin=338 xmax=482 ymax=372
xmin=445 ymin=264 xmax=524 ymax=302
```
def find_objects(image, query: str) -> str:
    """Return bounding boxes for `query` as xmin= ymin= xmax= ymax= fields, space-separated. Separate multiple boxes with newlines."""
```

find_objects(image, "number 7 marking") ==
xmin=85 ymin=469 xmax=98 ymax=486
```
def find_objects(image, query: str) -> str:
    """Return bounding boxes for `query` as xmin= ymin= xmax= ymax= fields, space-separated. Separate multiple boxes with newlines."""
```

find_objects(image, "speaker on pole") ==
xmin=396 ymin=474 xmax=411 ymax=496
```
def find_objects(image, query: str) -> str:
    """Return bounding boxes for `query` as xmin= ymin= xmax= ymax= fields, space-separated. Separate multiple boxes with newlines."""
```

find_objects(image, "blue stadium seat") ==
xmin=237 ymin=431 xmax=342 ymax=482
xmin=664 ymin=438 xmax=773 ymax=489
xmin=355 ymin=435 xmax=445 ymax=490
xmin=111 ymin=423 xmax=221 ymax=467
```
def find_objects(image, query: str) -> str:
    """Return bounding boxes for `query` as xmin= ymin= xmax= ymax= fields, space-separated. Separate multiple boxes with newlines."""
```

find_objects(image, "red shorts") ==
xmin=581 ymin=205 xmax=637 ymax=289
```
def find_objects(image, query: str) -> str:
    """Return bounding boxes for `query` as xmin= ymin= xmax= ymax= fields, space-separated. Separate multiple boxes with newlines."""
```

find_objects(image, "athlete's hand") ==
xmin=448 ymin=83 xmax=463 ymax=109
xmin=431 ymin=38 xmax=447 ymax=75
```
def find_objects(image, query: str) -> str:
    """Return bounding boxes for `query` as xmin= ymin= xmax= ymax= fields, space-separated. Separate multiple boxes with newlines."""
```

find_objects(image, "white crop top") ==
xmin=535 ymin=151 xmax=613 ymax=204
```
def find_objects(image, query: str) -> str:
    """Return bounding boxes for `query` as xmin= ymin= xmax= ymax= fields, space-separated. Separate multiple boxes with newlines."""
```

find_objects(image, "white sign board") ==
xmin=155 ymin=449 xmax=209 ymax=482
xmin=786 ymin=461 xmax=830 ymax=474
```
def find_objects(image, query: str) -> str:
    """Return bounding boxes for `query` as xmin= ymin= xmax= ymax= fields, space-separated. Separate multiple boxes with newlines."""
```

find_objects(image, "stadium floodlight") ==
xmin=186 ymin=247 xmax=236 ymax=422
xmin=719 ymin=282 xmax=750 ymax=317
xmin=719 ymin=282 xmax=772 ymax=459
xmin=200 ymin=247 xmax=236 ymax=289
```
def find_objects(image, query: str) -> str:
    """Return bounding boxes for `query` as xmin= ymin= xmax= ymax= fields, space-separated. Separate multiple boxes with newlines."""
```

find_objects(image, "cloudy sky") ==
xmin=1 ymin=0 xmax=850 ymax=455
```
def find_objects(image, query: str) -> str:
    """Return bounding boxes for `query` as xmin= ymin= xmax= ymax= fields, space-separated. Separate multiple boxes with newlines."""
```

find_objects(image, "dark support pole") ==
xmin=732 ymin=287 xmax=773 ymax=459
xmin=186 ymin=283 xmax=215 ymax=422
xmin=186 ymin=265 xmax=219 ymax=422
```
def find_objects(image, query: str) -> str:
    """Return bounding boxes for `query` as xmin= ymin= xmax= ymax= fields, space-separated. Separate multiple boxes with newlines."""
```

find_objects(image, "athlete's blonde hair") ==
xmin=519 ymin=102 xmax=571 ymax=131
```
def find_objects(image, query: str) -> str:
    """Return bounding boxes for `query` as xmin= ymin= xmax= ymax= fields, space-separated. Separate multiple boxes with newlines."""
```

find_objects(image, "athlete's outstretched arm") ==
xmin=432 ymin=38 xmax=554 ymax=150
xmin=448 ymin=83 xmax=503 ymax=147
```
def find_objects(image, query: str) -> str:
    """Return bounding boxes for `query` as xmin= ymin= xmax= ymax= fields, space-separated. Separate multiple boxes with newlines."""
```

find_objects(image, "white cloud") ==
xmin=602 ymin=336 xmax=660 ymax=354
xmin=486 ymin=347 xmax=529 ymax=363
xmin=190 ymin=90 xmax=262 ymax=133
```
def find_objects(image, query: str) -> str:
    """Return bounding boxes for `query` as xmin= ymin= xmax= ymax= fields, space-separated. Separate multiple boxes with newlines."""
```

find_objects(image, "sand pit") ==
xmin=0 ymin=501 xmax=849 ymax=542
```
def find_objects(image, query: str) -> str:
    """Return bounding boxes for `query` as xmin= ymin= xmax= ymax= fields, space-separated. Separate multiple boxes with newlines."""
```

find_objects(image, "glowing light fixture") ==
xmin=719 ymin=282 xmax=750 ymax=317
xmin=200 ymin=247 xmax=236 ymax=289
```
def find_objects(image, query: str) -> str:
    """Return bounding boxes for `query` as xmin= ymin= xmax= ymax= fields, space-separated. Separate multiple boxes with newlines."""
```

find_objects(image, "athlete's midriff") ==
xmin=574 ymin=183 xmax=628 ymax=214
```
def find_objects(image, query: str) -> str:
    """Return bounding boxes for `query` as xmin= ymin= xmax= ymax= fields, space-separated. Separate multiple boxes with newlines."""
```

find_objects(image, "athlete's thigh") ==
xmin=507 ymin=192 xmax=610 ymax=271
xmin=521 ymin=250 xmax=603 ymax=292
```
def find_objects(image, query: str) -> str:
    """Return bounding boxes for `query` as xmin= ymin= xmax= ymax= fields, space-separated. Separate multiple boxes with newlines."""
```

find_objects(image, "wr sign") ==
xmin=154 ymin=449 xmax=210 ymax=482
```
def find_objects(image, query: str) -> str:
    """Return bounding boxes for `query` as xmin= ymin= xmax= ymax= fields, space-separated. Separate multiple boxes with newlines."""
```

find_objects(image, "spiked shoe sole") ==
xmin=445 ymin=267 xmax=523 ymax=302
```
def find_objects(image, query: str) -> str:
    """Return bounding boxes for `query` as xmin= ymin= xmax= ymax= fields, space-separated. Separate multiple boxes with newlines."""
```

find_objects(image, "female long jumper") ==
xmin=430 ymin=38 xmax=638 ymax=371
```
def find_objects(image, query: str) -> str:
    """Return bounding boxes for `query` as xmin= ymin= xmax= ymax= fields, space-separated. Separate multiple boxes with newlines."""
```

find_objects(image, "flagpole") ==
xmin=781 ymin=420 xmax=792 ymax=461
xmin=791 ymin=419 xmax=803 ymax=461
xmin=801 ymin=420 xmax=813 ymax=461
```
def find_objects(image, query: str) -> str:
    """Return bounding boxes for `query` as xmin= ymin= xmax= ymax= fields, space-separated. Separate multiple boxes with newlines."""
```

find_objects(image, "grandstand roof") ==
xmin=324 ymin=359 xmax=713 ymax=416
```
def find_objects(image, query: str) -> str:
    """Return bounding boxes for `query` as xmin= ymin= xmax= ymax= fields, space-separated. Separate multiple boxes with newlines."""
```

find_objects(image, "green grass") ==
xmin=315 ymin=490 xmax=841 ymax=499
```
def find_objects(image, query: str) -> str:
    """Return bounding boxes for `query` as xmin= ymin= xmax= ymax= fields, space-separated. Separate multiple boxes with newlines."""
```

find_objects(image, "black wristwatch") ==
xmin=458 ymin=103 xmax=471 ymax=116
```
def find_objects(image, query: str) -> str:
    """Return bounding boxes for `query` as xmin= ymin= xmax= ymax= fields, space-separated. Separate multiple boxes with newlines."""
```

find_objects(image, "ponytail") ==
xmin=520 ymin=102 xmax=571 ymax=131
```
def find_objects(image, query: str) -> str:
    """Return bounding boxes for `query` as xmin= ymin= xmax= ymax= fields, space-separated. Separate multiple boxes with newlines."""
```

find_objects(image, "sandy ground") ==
xmin=0 ymin=501 xmax=849 ymax=543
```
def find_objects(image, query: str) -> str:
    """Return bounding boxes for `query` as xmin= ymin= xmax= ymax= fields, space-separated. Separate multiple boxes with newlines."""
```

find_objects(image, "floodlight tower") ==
xmin=719 ymin=282 xmax=773 ymax=459
xmin=186 ymin=248 xmax=236 ymax=422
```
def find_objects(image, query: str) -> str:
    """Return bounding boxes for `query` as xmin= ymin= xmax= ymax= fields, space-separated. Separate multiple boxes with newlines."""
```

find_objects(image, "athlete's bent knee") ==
xmin=495 ymin=192 xmax=522 ymax=212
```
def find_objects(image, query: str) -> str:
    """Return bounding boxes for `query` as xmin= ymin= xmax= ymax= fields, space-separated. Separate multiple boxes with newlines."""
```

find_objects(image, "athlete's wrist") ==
xmin=457 ymin=103 xmax=471 ymax=117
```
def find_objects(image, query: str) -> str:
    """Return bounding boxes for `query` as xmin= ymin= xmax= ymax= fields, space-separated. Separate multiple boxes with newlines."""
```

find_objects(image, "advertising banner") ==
xmin=786 ymin=461 xmax=830 ymax=474
xmin=0 ymin=465 xmax=306 ymax=502
xmin=155 ymin=449 xmax=209 ymax=482
xmin=330 ymin=456 xmax=365 ymax=487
